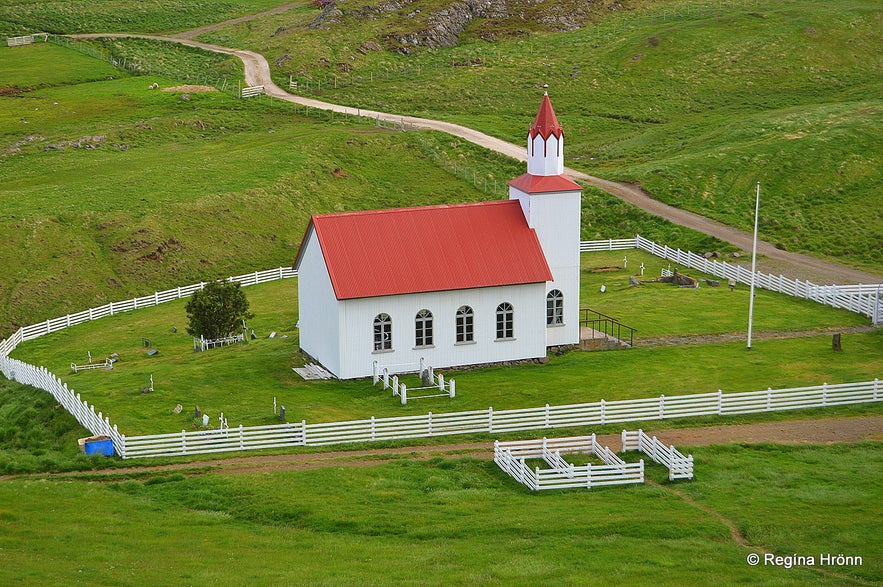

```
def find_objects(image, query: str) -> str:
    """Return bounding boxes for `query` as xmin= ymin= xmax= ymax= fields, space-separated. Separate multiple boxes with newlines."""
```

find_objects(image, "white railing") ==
xmin=0 ymin=357 xmax=124 ymax=450
xmin=580 ymin=238 xmax=640 ymax=252
xmin=0 ymin=237 xmax=880 ymax=458
xmin=100 ymin=378 xmax=881 ymax=458
xmin=634 ymin=235 xmax=882 ymax=322
xmin=240 ymin=85 xmax=265 ymax=98
xmin=494 ymin=435 xmax=644 ymax=491
xmin=622 ymin=429 xmax=693 ymax=480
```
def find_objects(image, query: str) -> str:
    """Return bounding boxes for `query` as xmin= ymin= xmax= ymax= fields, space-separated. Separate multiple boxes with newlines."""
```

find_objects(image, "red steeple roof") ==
xmin=529 ymin=92 xmax=563 ymax=140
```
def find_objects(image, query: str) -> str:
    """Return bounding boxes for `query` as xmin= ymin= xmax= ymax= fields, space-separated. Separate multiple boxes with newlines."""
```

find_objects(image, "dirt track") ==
xmin=70 ymin=32 xmax=882 ymax=285
xmin=5 ymin=415 xmax=876 ymax=481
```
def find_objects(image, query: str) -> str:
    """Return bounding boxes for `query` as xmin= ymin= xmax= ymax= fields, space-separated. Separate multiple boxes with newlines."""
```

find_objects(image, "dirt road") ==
xmin=69 ymin=32 xmax=882 ymax=285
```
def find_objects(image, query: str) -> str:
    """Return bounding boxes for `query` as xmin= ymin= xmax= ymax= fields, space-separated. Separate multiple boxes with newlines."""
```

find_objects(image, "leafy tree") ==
xmin=185 ymin=280 xmax=254 ymax=340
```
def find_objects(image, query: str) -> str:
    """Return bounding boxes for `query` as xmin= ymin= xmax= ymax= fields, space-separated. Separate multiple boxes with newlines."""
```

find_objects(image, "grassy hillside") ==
xmin=0 ymin=0 xmax=289 ymax=35
xmin=191 ymin=0 xmax=883 ymax=273
xmin=0 ymin=41 xmax=734 ymax=336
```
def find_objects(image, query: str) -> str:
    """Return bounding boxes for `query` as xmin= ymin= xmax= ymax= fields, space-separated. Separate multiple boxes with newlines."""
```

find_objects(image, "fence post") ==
xmin=401 ymin=384 xmax=407 ymax=405
xmin=181 ymin=429 xmax=187 ymax=454
xmin=659 ymin=394 xmax=665 ymax=419
xmin=239 ymin=424 xmax=244 ymax=449
xmin=545 ymin=403 xmax=550 ymax=428
xmin=767 ymin=387 xmax=772 ymax=411
xmin=301 ymin=420 xmax=308 ymax=445
xmin=874 ymin=378 xmax=879 ymax=401
xmin=822 ymin=382 xmax=828 ymax=407
xmin=428 ymin=411 xmax=432 ymax=436
xmin=586 ymin=462 xmax=592 ymax=489
xmin=370 ymin=416 xmax=376 ymax=440
xmin=600 ymin=398 xmax=606 ymax=425
xmin=488 ymin=407 xmax=494 ymax=433
xmin=449 ymin=379 xmax=455 ymax=398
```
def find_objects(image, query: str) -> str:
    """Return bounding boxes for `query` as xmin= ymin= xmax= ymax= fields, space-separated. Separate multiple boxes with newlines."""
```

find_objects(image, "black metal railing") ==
xmin=579 ymin=308 xmax=636 ymax=349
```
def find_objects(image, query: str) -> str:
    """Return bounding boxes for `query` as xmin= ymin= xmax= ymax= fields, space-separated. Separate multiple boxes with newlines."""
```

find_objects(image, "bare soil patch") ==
xmin=160 ymin=85 xmax=218 ymax=93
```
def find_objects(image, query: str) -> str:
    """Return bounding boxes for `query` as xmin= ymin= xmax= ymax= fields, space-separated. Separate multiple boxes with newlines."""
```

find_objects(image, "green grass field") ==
xmin=1 ymin=442 xmax=880 ymax=585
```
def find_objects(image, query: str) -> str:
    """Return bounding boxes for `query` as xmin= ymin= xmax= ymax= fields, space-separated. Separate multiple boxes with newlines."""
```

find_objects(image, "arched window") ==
xmin=373 ymin=313 xmax=392 ymax=351
xmin=456 ymin=306 xmax=474 ymax=343
xmin=546 ymin=289 xmax=564 ymax=325
xmin=496 ymin=303 xmax=514 ymax=340
xmin=415 ymin=309 xmax=433 ymax=347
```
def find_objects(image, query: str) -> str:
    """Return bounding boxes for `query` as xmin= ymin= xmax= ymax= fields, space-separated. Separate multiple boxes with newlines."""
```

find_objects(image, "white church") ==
xmin=294 ymin=93 xmax=583 ymax=379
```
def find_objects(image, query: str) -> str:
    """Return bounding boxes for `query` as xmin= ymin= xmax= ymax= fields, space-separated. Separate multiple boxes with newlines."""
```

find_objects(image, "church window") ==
xmin=373 ymin=313 xmax=392 ymax=351
xmin=496 ymin=303 xmax=514 ymax=340
xmin=547 ymin=290 xmax=564 ymax=325
xmin=415 ymin=309 xmax=433 ymax=347
xmin=456 ymin=306 xmax=474 ymax=343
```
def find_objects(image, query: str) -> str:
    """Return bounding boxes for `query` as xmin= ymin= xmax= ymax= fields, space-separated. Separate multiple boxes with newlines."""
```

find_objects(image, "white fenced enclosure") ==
xmin=494 ymin=435 xmax=644 ymax=491
xmin=621 ymin=429 xmax=694 ymax=480
xmin=239 ymin=84 xmax=265 ymax=98
xmin=373 ymin=360 xmax=455 ymax=405
xmin=194 ymin=333 xmax=245 ymax=352
xmin=0 ymin=238 xmax=880 ymax=459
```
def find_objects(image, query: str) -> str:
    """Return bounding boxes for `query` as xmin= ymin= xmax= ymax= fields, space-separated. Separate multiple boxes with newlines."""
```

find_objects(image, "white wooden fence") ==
xmin=494 ymin=435 xmax=644 ymax=490
xmin=622 ymin=429 xmax=693 ymax=480
xmin=6 ymin=33 xmax=48 ymax=47
xmin=44 ymin=378 xmax=880 ymax=459
xmin=592 ymin=236 xmax=882 ymax=322
xmin=239 ymin=84 xmax=264 ymax=98
xmin=0 ymin=238 xmax=880 ymax=458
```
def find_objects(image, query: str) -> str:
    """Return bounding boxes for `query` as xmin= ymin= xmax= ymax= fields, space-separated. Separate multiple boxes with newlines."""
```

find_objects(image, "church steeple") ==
xmin=527 ymin=92 xmax=564 ymax=176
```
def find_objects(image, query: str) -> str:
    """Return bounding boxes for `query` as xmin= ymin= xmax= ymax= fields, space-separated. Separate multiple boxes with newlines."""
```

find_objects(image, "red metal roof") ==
xmin=529 ymin=93 xmax=563 ymax=140
xmin=295 ymin=200 xmax=553 ymax=300
xmin=508 ymin=173 xmax=582 ymax=194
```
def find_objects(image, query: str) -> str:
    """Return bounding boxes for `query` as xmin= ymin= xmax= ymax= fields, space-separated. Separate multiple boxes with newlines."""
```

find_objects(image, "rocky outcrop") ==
xmin=386 ymin=0 xmax=509 ymax=54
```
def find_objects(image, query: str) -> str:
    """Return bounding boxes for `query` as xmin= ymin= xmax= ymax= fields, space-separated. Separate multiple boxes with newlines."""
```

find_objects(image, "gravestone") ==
xmin=832 ymin=333 xmax=842 ymax=351
xmin=279 ymin=406 xmax=286 ymax=422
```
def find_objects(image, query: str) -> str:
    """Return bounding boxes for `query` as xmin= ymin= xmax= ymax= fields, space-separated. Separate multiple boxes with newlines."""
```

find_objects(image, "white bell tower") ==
xmin=509 ymin=92 xmax=583 ymax=347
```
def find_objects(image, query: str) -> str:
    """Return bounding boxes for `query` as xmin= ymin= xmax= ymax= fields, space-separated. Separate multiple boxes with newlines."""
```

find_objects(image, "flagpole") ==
xmin=747 ymin=181 xmax=760 ymax=349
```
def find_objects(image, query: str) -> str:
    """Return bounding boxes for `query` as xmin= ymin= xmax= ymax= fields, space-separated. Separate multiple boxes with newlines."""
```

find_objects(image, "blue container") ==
xmin=82 ymin=437 xmax=114 ymax=457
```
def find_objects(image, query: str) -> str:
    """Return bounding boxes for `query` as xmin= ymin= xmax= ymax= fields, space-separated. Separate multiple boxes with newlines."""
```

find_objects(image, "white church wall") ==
xmin=529 ymin=190 xmax=582 ymax=345
xmin=296 ymin=231 xmax=342 ymax=377
xmin=336 ymin=283 xmax=548 ymax=380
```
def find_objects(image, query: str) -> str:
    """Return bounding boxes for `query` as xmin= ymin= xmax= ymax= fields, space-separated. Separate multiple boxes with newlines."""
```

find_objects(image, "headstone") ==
xmin=269 ymin=331 xmax=277 ymax=338
xmin=629 ymin=276 xmax=640 ymax=286
xmin=600 ymin=284 xmax=606 ymax=293
xmin=279 ymin=406 xmax=286 ymax=422
xmin=195 ymin=406 xmax=201 ymax=419
xmin=728 ymin=279 xmax=736 ymax=291
xmin=705 ymin=279 xmax=720 ymax=287
xmin=173 ymin=404 xmax=183 ymax=414
xmin=147 ymin=348 xmax=158 ymax=356
xmin=202 ymin=414 xmax=210 ymax=427
xmin=421 ymin=369 xmax=432 ymax=387
xmin=832 ymin=333 xmax=842 ymax=351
